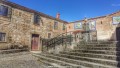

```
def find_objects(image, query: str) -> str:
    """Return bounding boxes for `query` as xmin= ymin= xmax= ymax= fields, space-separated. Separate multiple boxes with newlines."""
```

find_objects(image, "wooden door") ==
xmin=31 ymin=34 xmax=39 ymax=51
xmin=116 ymin=27 xmax=120 ymax=41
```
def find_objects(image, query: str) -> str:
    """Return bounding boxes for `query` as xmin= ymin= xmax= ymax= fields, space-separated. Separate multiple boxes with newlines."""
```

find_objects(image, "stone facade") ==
xmin=0 ymin=1 xmax=67 ymax=51
xmin=68 ymin=11 xmax=120 ymax=41
xmin=1 ymin=0 xmax=120 ymax=51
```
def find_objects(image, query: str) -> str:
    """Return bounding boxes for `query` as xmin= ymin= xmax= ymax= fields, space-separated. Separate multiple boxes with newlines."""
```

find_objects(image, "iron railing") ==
xmin=41 ymin=31 xmax=84 ymax=52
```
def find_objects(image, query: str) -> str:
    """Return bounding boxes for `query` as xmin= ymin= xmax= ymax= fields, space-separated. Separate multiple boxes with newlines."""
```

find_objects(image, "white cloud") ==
xmin=112 ymin=4 xmax=120 ymax=6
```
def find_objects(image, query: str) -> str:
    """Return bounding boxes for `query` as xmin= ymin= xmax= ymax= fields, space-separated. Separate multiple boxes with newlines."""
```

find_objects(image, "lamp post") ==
xmin=84 ymin=17 xmax=88 ymax=42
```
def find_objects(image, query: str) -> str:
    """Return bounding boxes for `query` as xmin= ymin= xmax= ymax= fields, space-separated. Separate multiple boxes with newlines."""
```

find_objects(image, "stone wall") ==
xmin=0 ymin=2 xmax=67 ymax=50
xmin=69 ymin=11 xmax=120 ymax=41
xmin=93 ymin=11 xmax=120 ymax=41
xmin=67 ymin=23 xmax=74 ymax=32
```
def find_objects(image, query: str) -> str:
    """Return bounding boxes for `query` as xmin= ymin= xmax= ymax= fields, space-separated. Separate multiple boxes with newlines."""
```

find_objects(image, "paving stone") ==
xmin=0 ymin=52 xmax=43 ymax=68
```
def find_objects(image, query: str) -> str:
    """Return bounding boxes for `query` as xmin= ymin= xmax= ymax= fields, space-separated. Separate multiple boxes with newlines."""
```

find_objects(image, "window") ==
xmin=0 ymin=33 xmax=6 ymax=42
xmin=54 ymin=21 xmax=58 ymax=30
xmin=101 ymin=21 xmax=103 ymax=24
xmin=113 ymin=16 xmax=120 ymax=25
xmin=89 ymin=21 xmax=96 ymax=30
xmin=74 ymin=22 xmax=82 ymax=29
xmin=48 ymin=33 xmax=51 ymax=38
xmin=34 ymin=14 xmax=40 ymax=25
xmin=0 ymin=5 xmax=8 ymax=16
xmin=69 ymin=26 xmax=71 ymax=29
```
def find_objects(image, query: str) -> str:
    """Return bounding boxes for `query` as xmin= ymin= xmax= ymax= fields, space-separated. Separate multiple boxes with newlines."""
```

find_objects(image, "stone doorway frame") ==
xmin=31 ymin=34 xmax=40 ymax=51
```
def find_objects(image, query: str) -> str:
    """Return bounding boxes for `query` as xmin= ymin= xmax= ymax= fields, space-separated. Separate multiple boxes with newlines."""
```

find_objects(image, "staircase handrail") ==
xmin=42 ymin=31 xmax=75 ymax=51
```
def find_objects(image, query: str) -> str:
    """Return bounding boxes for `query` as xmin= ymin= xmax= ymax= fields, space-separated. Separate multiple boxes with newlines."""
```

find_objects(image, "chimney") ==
xmin=84 ymin=17 xmax=87 ymax=23
xmin=56 ymin=13 xmax=60 ymax=19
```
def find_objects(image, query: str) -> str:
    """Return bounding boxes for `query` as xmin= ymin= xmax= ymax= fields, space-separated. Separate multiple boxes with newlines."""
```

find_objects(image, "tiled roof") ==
xmin=71 ymin=10 xmax=120 ymax=23
xmin=0 ymin=0 xmax=68 ymax=24
xmin=72 ymin=30 xmax=84 ymax=34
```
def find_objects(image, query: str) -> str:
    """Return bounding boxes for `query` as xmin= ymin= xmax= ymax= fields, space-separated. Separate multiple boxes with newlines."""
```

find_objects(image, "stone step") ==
xmin=60 ymin=51 xmax=120 ymax=61
xmin=0 ymin=49 xmax=28 ymax=54
xmin=33 ymin=54 xmax=83 ymax=68
xmin=38 ymin=59 xmax=76 ymax=68
xmin=79 ymin=42 xmax=115 ymax=45
xmin=39 ymin=53 xmax=116 ymax=68
xmin=74 ymin=47 xmax=120 ymax=51
xmin=77 ymin=44 xmax=116 ymax=47
xmin=71 ymin=49 xmax=119 ymax=56
xmin=78 ymin=43 xmax=115 ymax=45
xmin=38 ymin=58 xmax=54 ymax=67
xmin=55 ymin=54 xmax=119 ymax=66
xmin=51 ymin=53 xmax=119 ymax=67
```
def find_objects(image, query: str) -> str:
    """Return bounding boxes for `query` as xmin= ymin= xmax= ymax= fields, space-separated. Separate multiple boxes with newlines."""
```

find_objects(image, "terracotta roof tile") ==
xmin=0 ymin=0 xmax=68 ymax=24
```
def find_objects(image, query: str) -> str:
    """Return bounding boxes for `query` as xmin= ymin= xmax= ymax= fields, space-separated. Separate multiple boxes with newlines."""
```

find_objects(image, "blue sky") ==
xmin=9 ymin=0 xmax=120 ymax=22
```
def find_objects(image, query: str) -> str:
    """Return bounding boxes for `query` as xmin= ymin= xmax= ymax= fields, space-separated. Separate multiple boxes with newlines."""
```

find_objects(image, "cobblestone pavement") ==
xmin=0 ymin=52 xmax=42 ymax=68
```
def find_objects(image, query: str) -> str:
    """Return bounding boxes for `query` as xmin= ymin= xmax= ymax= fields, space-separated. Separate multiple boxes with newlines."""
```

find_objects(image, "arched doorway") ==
xmin=116 ymin=27 xmax=120 ymax=41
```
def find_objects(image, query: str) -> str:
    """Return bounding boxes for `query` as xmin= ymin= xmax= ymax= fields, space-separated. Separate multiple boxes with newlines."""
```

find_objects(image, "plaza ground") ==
xmin=0 ymin=52 xmax=43 ymax=68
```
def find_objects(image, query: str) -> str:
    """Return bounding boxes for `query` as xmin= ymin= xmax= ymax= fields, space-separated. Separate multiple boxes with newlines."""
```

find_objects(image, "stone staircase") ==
xmin=33 ymin=41 xmax=120 ymax=68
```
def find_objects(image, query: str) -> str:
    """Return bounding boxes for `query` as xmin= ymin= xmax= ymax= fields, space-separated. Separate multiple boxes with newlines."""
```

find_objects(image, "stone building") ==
xmin=0 ymin=0 xmax=68 ymax=51
xmin=1 ymin=0 xmax=120 ymax=52
xmin=67 ymin=11 xmax=120 ymax=41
